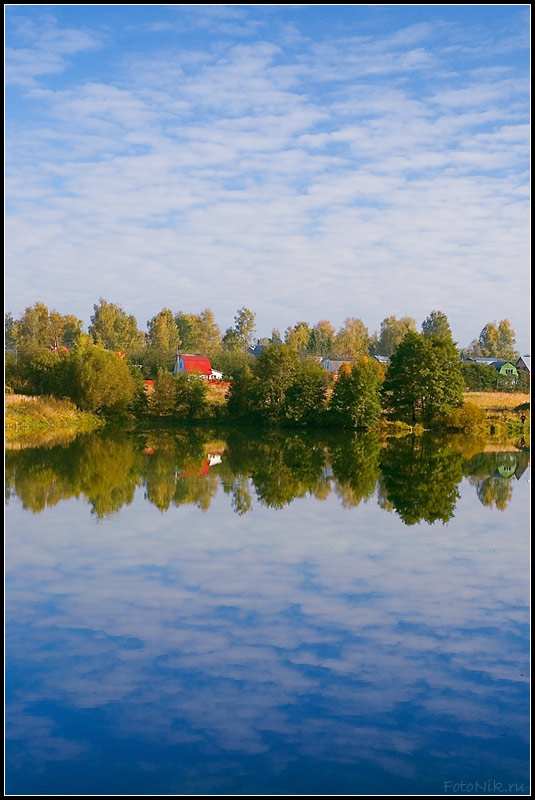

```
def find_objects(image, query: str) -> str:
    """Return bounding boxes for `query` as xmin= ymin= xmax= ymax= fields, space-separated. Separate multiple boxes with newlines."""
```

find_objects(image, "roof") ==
xmin=373 ymin=355 xmax=390 ymax=363
xmin=178 ymin=354 xmax=212 ymax=374
xmin=320 ymin=358 xmax=353 ymax=373
xmin=466 ymin=357 xmax=517 ymax=370
xmin=517 ymin=355 xmax=530 ymax=372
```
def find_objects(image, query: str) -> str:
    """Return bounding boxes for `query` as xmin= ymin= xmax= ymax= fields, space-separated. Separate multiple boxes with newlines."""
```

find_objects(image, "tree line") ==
xmin=5 ymin=300 xmax=527 ymax=425
xmin=5 ymin=300 xmax=521 ymax=363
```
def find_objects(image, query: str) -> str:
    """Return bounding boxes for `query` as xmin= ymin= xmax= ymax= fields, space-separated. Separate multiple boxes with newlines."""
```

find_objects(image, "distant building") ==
xmin=248 ymin=344 xmax=266 ymax=357
xmin=173 ymin=354 xmax=222 ymax=381
xmin=320 ymin=358 xmax=355 ymax=374
xmin=466 ymin=357 xmax=519 ymax=377
xmin=516 ymin=355 xmax=530 ymax=373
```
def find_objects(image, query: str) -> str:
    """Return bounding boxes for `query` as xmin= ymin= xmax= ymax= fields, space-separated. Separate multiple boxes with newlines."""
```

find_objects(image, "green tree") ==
xmin=67 ymin=337 xmax=136 ymax=413
xmin=371 ymin=315 xmax=416 ymax=356
xmin=382 ymin=332 xmax=463 ymax=424
xmin=254 ymin=343 xmax=299 ymax=421
xmin=175 ymin=312 xmax=197 ymax=351
xmin=197 ymin=309 xmax=222 ymax=356
xmin=473 ymin=319 xmax=519 ymax=360
xmin=147 ymin=308 xmax=180 ymax=351
xmin=89 ymin=298 xmax=145 ymax=352
xmin=308 ymin=320 xmax=336 ymax=355
xmin=225 ymin=307 xmax=256 ymax=351
xmin=460 ymin=361 xmax=498 ymax=391
xmin=422 ymin=310 xmax=453 ymax=341
xmin=11 ymin=303 xmax=83 ymax=349
xmin=21 ymin=348 xmax=72 ymax=397
xmin=146 ymin=308 xmax=180 ymax=373
xmin=175 ymin=309 xmax=221 ymax=356
xmin=5 ymin=312 xmax=18 ymax=349
xmin=149 ymin=370 xmax=177 ymax=416
xmin=174 ymin=372 xmax=208 ymax=419
xmin=329 ymin=357 xmax=384 ymax=429
xmin=282 ymin=360 xmax=329 ymax=426
xmin=334 ymin=317 xmax=369 ymax=358
xmin=285 ymin=321 xmax=312 ymax=352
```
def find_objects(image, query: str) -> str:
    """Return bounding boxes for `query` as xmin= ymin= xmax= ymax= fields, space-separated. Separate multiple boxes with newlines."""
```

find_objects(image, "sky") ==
xmin=5 ymin=4 xmax=531 ymax=351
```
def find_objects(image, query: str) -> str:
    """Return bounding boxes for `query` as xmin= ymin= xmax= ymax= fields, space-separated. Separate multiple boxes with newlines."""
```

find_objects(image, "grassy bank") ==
xmin=5 ymin=394 xmax=103 ymax=442
xmin=462 ymin=391 xmax=529 ymax=439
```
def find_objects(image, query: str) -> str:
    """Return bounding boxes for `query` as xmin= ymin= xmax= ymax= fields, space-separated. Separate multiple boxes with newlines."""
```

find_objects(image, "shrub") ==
xmin=446 ymin=402 xmax=487 ymax=431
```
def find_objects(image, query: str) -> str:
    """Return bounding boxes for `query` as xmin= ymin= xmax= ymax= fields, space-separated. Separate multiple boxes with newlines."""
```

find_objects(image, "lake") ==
xmin=5 ymin=427 xmax=530 ymax=795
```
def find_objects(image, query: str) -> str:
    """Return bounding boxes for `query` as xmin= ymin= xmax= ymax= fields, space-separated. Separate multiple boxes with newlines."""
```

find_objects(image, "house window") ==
xmin=505 ymin=368 xmax=513 ymax=375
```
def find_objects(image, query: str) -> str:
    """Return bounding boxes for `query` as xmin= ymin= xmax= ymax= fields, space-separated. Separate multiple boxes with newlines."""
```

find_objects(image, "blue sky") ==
xmin=5 ymin=5 xmax=530 ymax=350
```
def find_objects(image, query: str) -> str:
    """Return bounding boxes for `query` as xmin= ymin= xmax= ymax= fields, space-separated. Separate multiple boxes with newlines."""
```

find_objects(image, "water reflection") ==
xmin=5 ymin=427 xmax=530 ymax=794
xmin=5 ymin=427 xmax=530 ymax=522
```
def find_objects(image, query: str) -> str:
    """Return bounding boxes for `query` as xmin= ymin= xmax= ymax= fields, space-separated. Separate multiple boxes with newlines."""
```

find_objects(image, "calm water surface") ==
xmin=5 ymin=428 xmax=530 ymax=795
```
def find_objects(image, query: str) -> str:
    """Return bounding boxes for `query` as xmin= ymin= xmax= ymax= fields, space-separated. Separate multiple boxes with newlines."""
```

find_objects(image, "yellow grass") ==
xmin=5 ymin=394 xmax=102 ymax=435
xmin=464 ymin=391 xmax=530 ymax=410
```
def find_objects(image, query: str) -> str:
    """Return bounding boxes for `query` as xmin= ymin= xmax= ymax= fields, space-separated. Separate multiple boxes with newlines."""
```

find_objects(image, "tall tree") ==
xmin=254 ymin=343 xmax=299 ymax=421
xmin=308 ymin=320 xmax=336 ymax=355
xmin=196 ymin=308 xmax=222 ymax=357
xmin=5 ymin=312 xmax=18 ymax=349
xmin=285 ymin=321 xmax=312 ymax=352
xmin=222 ymin=307 xmax=256 ymax=351
xmin=283 ymin=360 xmax=329 ymax=426
xmin=234 ymin=307 xmax=256 ymax=350
xmin=371 ymin=315 xmax=416 ymax=356
xmin=334 ymin=317 xmax=370 ymax=358
xmin=382 ymin=332 xmax=463 ymax=424
xmin=175 ymin=309 xmax=221 ymax=356
xmin=12 ymin=302 xmax=83 ymax=348
xmin=330 ymin=357 xmax=384 ymax=429
xmin=422 ymin=310 xmax=453 ymax=341
xmin=147 ymin=308 xmax=180 ymax=351
xmin=145 ymin=308 xmax=181 ymax=373
xmin=89 ymin=299 xmax=145 ymax=352
xmin=475 ymin=319 xmax=519 ymax=360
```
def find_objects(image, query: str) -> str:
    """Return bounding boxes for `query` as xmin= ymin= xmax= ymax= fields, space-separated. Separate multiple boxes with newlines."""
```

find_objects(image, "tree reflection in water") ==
xmin=5 ymin=427 xmax=529 ymax=523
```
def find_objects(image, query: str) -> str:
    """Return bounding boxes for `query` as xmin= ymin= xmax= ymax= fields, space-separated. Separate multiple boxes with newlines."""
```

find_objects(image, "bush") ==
xmin=446 ymin=402 xmax=487 ymax=431
xmin=67 ymin=340 xmax=136 ymax=413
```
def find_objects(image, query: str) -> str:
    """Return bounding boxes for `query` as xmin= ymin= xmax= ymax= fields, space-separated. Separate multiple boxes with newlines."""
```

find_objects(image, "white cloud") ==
xmin=5 ymin=7 xmax=530 ymax=346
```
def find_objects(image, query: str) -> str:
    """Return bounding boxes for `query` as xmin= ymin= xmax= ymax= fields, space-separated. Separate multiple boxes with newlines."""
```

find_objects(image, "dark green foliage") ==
xmin=21 ymin=348 xmax=72 ymax=397
xmin=226 ymin=366 xmax=260 ymax=420
xmin=253 ymin=343 xmax=299 ymax=422
xmin=283 ymin=360 xmax=329 ymax=426
xmin=422 ymin=310 xmax=453 ymax=341
xmin=461 ymin=361 xmax=499 ymax=391
xmin=330 ymin=358 xmax=384 ymax=429
xmin=382 ymin=332 xmax=463 ymax=424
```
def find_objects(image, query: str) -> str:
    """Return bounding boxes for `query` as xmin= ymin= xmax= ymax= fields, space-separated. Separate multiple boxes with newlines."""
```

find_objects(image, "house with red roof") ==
xmin=173 ymin=354 xmax=223 ymax=381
